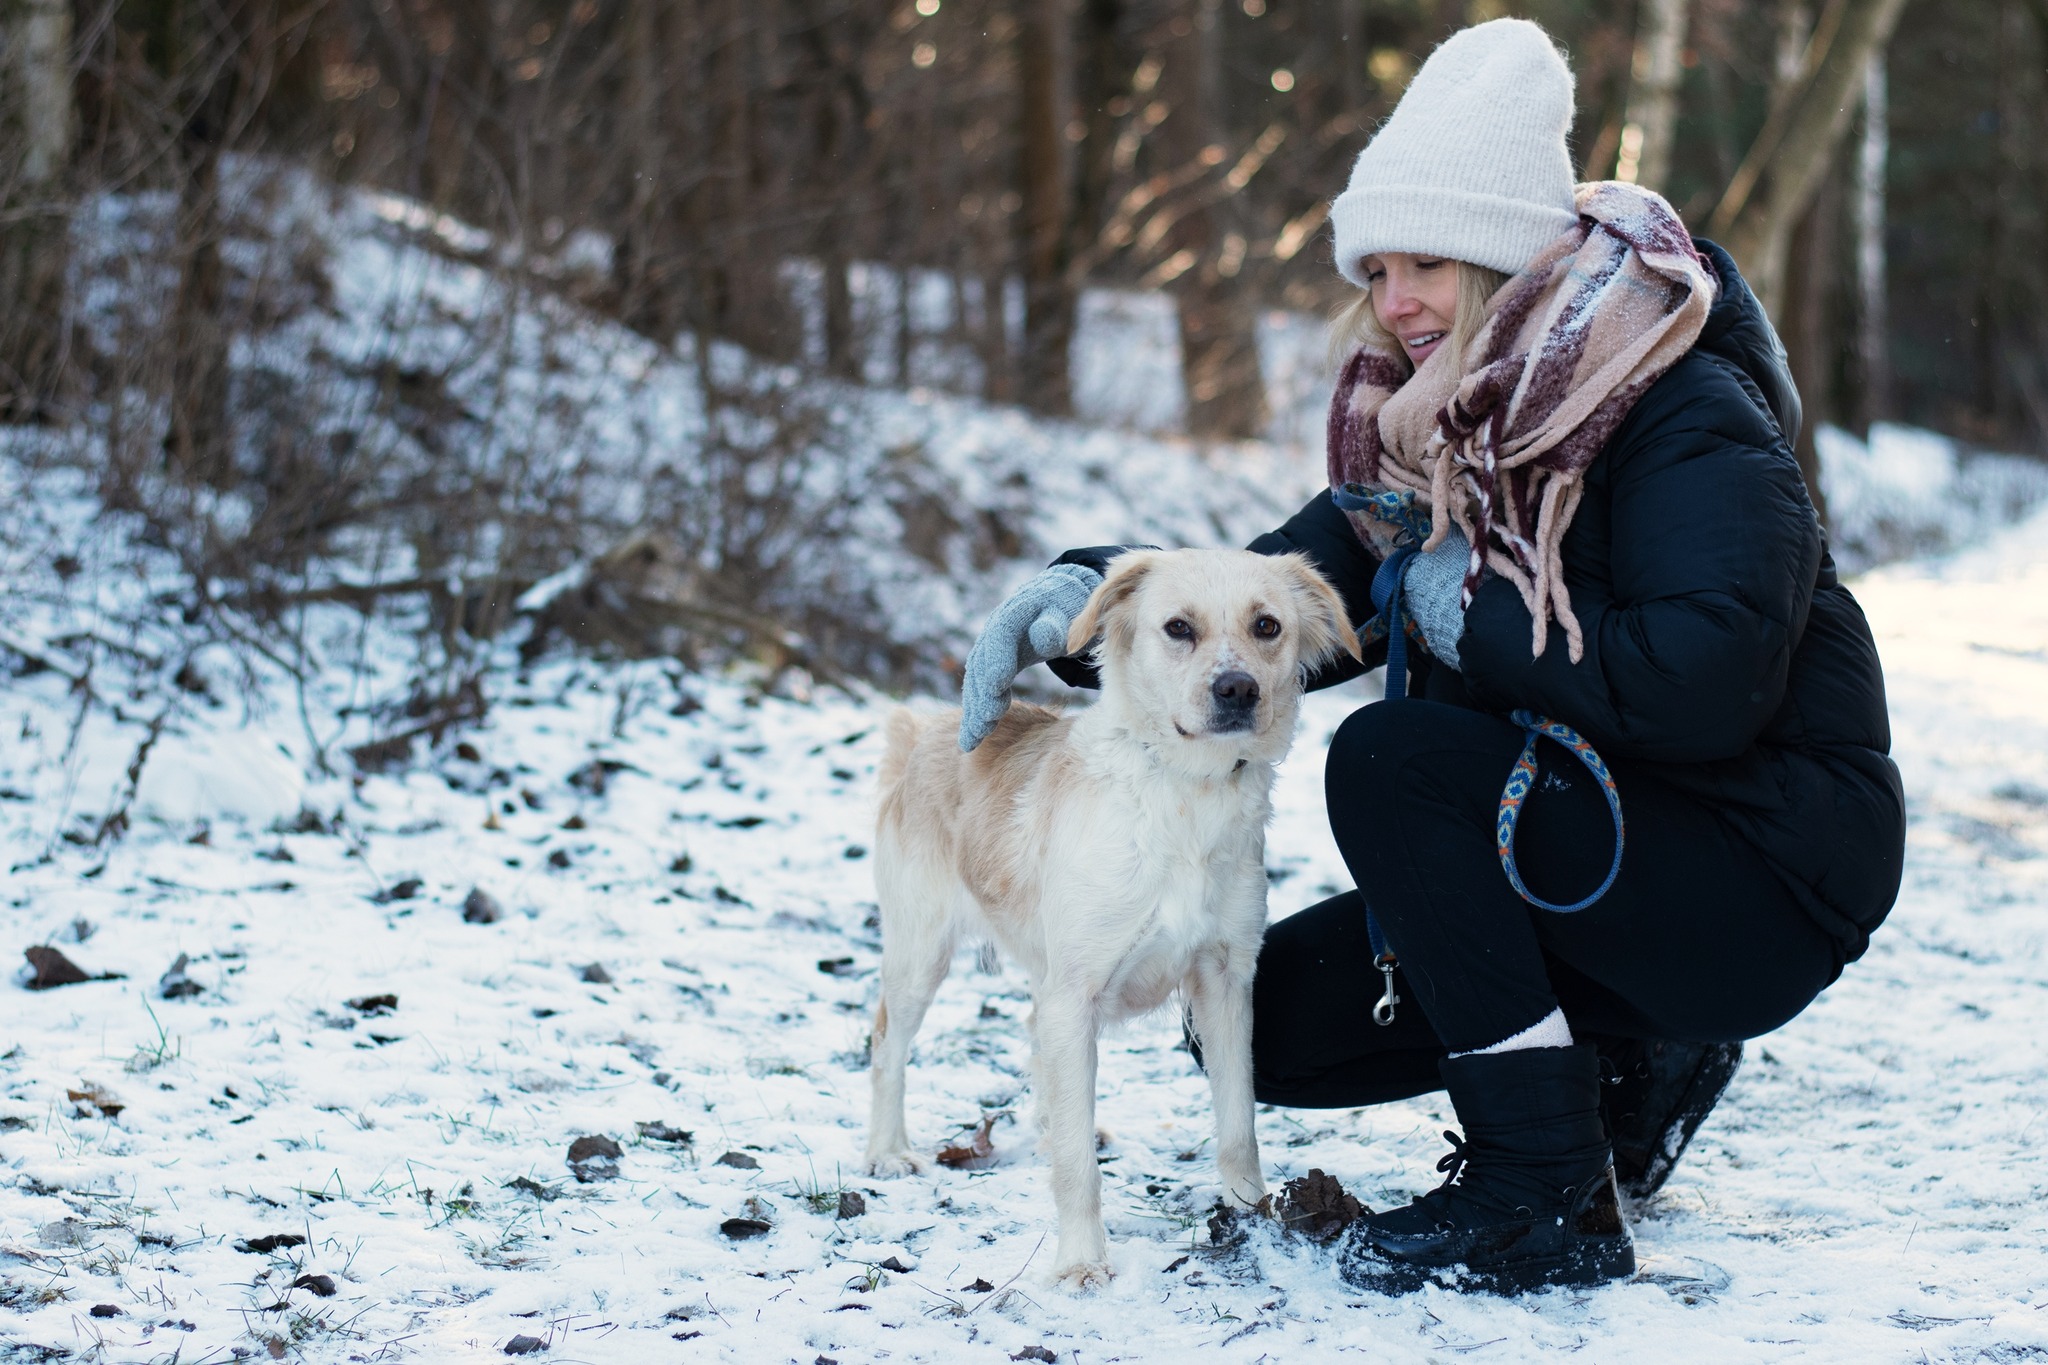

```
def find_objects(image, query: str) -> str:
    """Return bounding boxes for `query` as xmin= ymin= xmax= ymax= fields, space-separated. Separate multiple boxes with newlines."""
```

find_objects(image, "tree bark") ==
xmin=0 ymin=0 xmax=76 ymax=420
xmin=1709 ymin=0 xmax=1911 ymax=319
xmin=1616 ymin=0 xmax=1690 ymax=192
xmin=1780 ymin=162 xmax=1841 ymax=527
xmin=1163 ymin=0 xmax=1265 ymax=440
xmin=1853 ymin=51 xmax=1888 ymax=430
xmin=157 ymin=0 xmax=241 ymax=486
xmin=1016 ymin=0 xmax=1075 ymax=415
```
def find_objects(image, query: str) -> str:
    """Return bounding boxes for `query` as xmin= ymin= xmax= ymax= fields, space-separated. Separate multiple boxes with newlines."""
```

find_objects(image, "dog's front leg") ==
xmin=1031 ymin=992 xmax=1111 ymax=1288
xmin=1189 ymin=951 xmax=1265 ymax=1210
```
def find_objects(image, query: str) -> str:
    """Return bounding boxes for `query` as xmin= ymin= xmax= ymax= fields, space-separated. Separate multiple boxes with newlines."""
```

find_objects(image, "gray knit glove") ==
xmin=1401 ymin=525 xmax=1481 ymax=671
xmin=958 ymin=562 xmax=1104 ymax=751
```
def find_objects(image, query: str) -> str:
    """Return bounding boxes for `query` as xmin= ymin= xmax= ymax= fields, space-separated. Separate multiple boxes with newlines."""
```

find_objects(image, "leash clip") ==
xmin=1372 ymin=953 xmax=1400 ymax=1027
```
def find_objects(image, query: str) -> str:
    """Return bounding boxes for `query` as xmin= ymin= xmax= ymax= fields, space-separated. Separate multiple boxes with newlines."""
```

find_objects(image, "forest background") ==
xmin=0 ymin=0 xmax=2036 ymax=695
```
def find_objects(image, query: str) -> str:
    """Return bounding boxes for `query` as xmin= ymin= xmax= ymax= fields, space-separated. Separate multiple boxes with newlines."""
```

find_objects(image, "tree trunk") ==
xmin=1709 ymin=0 xmax=1911 ymax=319
xmin=0 ymin=0 xmax=75 ymax=420
xmin=1016 ymin=0 xmax=1075 ymax=415
xmin=1853 ymin=52 xmax=1888 ymax=430
xmin=1164 ymin=0 xmax=1265 ymax=440
xmin=159 ymin=0 xmax=240 ymax=486
xmin=1780 ymin=160 xmax=1843 ymax=527
xmin=1616 ymin=0 xmax=1690 ymax=192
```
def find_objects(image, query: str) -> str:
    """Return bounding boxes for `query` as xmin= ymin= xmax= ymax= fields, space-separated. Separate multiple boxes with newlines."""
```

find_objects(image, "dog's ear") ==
xmin=1066 ymin=552 xmax=1158 ymax=658
xmin=1275 ymin=553 xmax=1362 ymax=670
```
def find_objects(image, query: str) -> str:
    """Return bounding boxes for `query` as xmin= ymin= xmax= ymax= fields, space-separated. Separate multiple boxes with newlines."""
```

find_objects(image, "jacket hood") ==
xmin=1692 ymin=238 xmax=1802 ymax=449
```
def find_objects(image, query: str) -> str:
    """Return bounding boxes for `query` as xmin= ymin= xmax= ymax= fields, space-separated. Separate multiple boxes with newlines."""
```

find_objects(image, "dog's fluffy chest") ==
xmin=1070 ymin=753 xmax=1271 ymax=1019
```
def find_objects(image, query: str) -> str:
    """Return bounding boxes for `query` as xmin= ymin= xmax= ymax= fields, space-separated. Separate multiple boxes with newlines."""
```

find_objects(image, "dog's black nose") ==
xmin=1211 ymin=671 xmax=1260 ymax=710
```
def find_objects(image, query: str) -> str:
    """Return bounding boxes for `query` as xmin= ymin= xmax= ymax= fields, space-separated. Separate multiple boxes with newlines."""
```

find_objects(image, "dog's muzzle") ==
xmin=1208 ymin=670 xmax=1260 ymax=732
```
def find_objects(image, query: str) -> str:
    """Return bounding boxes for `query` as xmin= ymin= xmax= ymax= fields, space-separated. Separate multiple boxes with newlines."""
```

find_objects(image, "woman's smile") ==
xmin=1361 ymin=252 xmax=1460 ymax=366
xmin=1399 ymin=328 xmax=1448 ymax=363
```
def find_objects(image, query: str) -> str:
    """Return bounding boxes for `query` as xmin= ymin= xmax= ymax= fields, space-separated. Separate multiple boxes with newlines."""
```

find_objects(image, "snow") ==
xmin=4 ymin=172 xmax=2048 ymax=1361
xmin=4 ymin=446 xmax=2048 ymax=1363
xmin=1819 ymin=421 xmax=2048 ymax=572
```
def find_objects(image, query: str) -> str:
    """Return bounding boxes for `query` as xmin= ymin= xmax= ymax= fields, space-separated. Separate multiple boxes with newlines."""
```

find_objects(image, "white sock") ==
xmin=1450 ymin=1006 xmax=1574 ymax=1058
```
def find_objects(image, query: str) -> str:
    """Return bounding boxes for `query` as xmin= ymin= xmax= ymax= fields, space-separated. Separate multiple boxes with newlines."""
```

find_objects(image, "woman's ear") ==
xmin=1276 ymin=553 xmax=1362 ymax=671
xmin=1065 ymin=552 xmax=1158 ymax=658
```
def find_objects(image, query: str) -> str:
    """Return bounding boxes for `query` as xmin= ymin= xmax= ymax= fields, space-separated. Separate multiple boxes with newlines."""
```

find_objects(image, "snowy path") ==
xmin=5 ymin=511 xmax=2048 ymax=1364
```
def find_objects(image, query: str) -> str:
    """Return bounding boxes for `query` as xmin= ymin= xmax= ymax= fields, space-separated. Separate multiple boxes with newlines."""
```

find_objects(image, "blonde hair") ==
xmin=1327 ymin=260 xmax=1512 ymax=374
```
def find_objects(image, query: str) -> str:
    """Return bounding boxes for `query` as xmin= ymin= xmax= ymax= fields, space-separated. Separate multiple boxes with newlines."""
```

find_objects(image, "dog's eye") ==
xmin=1253 ymin=615 xmax=1282 ymax=639
xmin=1164 ymin=618 xmax=1194 ymax=641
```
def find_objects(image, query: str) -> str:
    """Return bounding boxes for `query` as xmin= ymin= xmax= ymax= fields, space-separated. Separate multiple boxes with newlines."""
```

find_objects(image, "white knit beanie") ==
xmin=1331 ymin=18 xmax=1579 ymax=285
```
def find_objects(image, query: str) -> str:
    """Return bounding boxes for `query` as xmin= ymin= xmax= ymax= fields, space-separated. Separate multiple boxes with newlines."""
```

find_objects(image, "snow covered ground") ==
xmin=3 ymin=435 xmax=2048 ymax=1363
xmin=5 ymin=168 xmax=2048 ymax=1361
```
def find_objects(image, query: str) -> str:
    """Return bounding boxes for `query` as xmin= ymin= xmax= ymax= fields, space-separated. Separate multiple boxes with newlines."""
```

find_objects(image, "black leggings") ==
xmin=1250 ymin=699 xmax=1844 ymax=1109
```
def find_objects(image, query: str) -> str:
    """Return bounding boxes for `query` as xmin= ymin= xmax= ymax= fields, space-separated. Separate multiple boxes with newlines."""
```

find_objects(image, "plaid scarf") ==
xmin=1326 ymin=182 xmax=1717 ymax=662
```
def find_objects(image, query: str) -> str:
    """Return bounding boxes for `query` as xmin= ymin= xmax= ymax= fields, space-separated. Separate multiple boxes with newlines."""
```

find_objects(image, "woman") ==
xmin=957 ymin=18 xmax=1903 ymax=1293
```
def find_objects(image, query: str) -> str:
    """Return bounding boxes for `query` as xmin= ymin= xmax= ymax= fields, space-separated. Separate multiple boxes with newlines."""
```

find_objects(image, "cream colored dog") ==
xmin=865 ymin=548 xmax=1360 ymax=1288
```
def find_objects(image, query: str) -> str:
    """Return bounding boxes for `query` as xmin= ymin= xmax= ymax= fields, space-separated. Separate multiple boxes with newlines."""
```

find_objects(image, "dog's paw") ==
xmin=1053 ymin=1259 xmax=1114 ymax=1292
xmin=863 ymin=1149 xmax=927 ymax=1178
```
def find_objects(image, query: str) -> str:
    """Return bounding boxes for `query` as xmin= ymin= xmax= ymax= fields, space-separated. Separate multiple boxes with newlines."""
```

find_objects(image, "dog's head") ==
xmin=1065 ymin=549 xmax=1360 ymax=770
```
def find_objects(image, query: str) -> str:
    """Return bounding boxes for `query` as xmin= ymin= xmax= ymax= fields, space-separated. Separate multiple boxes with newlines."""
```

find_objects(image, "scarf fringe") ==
xmin=1326 ymin=181 xmax=1716 ymax=664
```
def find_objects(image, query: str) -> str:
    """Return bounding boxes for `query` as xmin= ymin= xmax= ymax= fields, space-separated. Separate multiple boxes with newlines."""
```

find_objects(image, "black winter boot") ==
xmin=1595 ymin=1037 xmax=1742 ymax=1200
xmin=1337 ymin=1044 xmax=1634 ymax=1295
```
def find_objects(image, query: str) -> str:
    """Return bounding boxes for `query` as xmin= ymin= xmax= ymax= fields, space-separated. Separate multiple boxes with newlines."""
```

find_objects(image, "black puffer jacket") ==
xmin=1058 ymin=242 xmax=1905 ymax=962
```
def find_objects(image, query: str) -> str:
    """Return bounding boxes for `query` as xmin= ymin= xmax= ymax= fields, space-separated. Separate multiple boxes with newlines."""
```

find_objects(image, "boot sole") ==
xmin=1340 ymin=1235 xmax=1637 ymax=1297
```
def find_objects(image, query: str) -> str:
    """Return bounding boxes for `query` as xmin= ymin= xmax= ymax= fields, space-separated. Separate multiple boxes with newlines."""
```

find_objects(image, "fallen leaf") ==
xmin=963 ymin=1277 xmax=994 ymax=1293
xmin=158 ymin=954 xmax=203 ymax=999
xmin=89 ymin=1304 xmax=121 ymax=1317
xmin=879 ymin=1255 xmax=913 ymax=1273
xmin=371 ymin=877 xmax=423 ymax=904
xmin=719 ymin=1217 xmax=771 ymax=1240
xmin=836 ymin=1191 xmax=866 ymax=1220
xmin=1012 ymin=1349 xmax=1057 ymax=1363
xmin=292 ymin=1274 xmax=337 ymax=1297
xmin=505 ymin=1176 xmax=559 ymax=1202
xmin=635 ymin=1121 xmax=692 ymax=1145
xmin=936 ymin=1114 xmax=999 ymax=1170
xmin=24 ymin=946 xmax=93 ymax=990
xmin=66 ymin=1084 xmax=124 ymax=1118
xmin=235 ymin=1234 xmax=306 ymax=1254
xmin=504 ymin=1334 xmax=549 ymax=1355
xmin=463 ymin=888 xmax=505 ymax=923
xmin=346 ymin=993 xmax=397 ymax=1016
xmin=566 ymin=1134 xmax=622 ymax=1182
xmin=713 ymin=1150 xmax=759 ymax=1170
xmin=1274 ymin=1167 xmax=1363 ymax=1241
xmin=579 ymin=962 xmax=613 ymax=984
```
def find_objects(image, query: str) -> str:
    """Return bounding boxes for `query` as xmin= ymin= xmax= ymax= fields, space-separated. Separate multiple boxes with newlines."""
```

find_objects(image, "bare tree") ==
xmin=1615 ymin=0 xmax=1690 ymax=193
xmin=0 ymin=0 xmax=75 ymax=419
xmin=1159 ymin=0 xmax=1264 ymax=440
xmin=1708 ymin=0 xmax=1911 ymax=318
xmin=1017 ymin=0 xmax=1077 ymax=414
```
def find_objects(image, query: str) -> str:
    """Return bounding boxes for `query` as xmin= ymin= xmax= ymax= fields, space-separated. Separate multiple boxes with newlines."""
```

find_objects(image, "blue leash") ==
xmin=1333 ymin=483 xmax=1626 ymax=1026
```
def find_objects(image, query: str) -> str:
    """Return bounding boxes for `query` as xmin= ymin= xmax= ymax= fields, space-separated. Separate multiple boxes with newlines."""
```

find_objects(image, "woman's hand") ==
xmin=958 ymin=562 xmax=1104 ymax=751
xmin=1402 ymin=525 xmax=1480 ymax=670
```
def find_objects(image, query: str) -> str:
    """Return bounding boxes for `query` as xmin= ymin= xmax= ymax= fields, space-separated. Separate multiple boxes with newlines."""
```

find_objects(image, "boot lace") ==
xmin=1432 ymin=1130 xmax=1472 ymax=1188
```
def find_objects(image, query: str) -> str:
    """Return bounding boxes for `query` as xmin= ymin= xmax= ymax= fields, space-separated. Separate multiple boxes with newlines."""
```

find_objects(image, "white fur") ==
xmin=864 ymin=549 xmax=1359 ymax=1288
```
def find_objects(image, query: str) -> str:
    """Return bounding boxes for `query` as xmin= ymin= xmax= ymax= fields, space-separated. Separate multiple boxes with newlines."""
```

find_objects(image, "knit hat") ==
xmin=1331 ymin=18 xmax=1579 ymax=285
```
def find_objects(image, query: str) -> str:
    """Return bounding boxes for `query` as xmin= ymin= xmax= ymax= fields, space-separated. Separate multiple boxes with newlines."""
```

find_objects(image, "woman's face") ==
xmin=1361 ymin=253 xmax=1457 ymax=366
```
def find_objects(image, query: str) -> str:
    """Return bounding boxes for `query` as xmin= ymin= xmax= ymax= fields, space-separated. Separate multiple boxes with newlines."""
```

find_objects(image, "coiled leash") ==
xmin=1332 ymin=484 xmax=1626 ymax=1026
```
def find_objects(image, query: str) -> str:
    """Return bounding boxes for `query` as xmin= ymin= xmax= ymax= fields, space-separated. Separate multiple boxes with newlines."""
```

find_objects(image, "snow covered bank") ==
xmin=1820 ymin=422 xmax=2048 ymax=573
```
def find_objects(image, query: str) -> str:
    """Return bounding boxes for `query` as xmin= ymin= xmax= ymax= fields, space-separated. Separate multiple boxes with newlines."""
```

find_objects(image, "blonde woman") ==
xmin=959 ymin=18 xmax=1902 ymax=1293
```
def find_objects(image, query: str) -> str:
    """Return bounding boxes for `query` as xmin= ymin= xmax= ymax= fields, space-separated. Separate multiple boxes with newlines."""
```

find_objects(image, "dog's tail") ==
xmin=876 ymin=707 xmax=920 ymax=802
